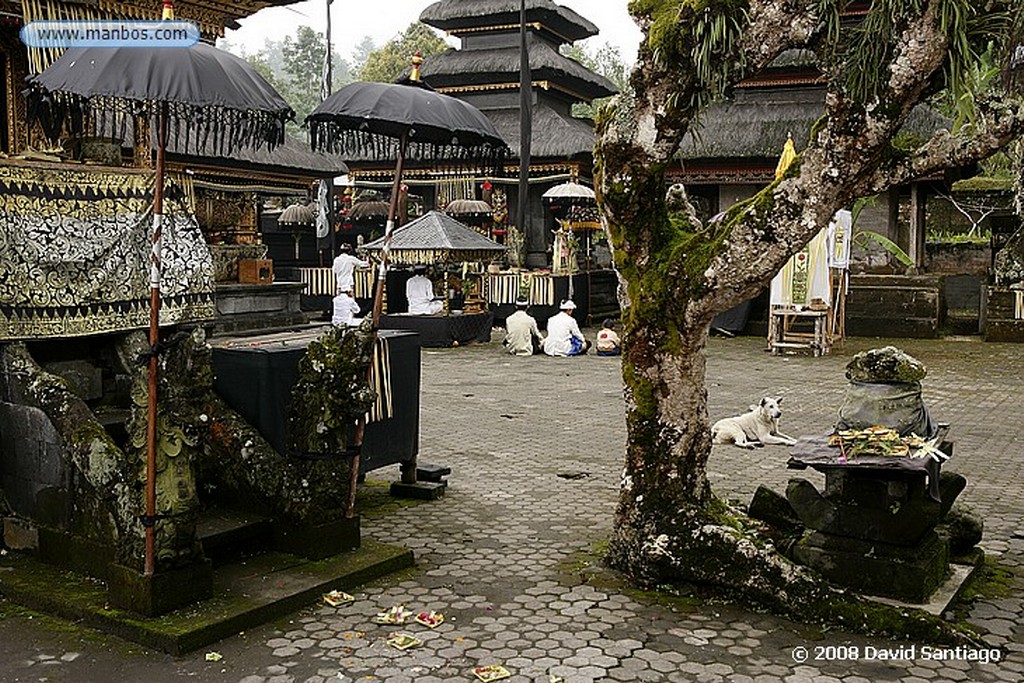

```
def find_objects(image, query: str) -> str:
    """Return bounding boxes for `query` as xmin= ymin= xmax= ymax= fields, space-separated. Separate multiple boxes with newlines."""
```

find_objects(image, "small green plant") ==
xmin=850 ymin=196 xmax=914 ymax=267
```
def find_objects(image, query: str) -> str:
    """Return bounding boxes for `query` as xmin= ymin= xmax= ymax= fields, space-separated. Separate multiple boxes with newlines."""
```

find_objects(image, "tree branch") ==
xmin=865 ymin=95 xmax=1024 ymax=193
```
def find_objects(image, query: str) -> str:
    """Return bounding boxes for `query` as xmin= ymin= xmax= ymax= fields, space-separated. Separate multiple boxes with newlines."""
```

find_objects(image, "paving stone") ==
xmin=4 ymin=336 xmax=1024 ymax=683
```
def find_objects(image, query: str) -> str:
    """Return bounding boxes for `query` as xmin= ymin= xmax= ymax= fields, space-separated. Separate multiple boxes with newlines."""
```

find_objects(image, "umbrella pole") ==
xmin=144 ymin=104 xmax=168 ymax=576
xmin=371 ymin=133 xmax=408 ymax=327
xmin=347 ymin=132 xmax=410 ymax=518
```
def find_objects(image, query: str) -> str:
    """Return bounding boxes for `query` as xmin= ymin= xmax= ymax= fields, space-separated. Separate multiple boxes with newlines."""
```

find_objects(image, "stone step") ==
xmin=196 ymin=509 xmax=273 ymax=566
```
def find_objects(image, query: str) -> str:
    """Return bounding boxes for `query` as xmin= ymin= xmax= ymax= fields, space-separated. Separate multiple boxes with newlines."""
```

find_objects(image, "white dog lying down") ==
xmin=711 ymin=397 xmax=797 ymax=448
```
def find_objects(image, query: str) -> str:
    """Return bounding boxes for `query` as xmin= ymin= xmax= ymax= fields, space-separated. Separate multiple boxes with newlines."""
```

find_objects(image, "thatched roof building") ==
xmin=420 ymin=0 xmax=598 ymax=42
xmin=415 ymin=0 xmax=616 ymax=164
xmin=418 ymin=38 xmax=616 ymax=106
xmin=670 ymin=14 xmax=959 ymax=271
xmin=676 ymin=86 xmax=949 ymax=185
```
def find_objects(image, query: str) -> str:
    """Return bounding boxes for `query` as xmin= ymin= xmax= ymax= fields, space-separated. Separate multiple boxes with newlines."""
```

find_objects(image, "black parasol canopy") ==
xmin=307 ymin=80 xmax=506 ymax=166
xmin=26 ymin=42 xmax=294 ymax=154
xmin=307 ymin=63 xmax=509 ymax=500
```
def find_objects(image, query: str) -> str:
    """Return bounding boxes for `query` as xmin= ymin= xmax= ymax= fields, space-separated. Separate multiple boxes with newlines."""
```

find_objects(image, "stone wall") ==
xmin=846 ymin=275 xmax=945 ymax=338
xmin=924 ymin=242 xmax=991 ymax=275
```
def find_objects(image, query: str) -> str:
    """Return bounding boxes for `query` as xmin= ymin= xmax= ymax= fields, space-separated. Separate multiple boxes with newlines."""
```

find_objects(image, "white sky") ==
xmin=223 ymin=0 xmax=643 ymax=66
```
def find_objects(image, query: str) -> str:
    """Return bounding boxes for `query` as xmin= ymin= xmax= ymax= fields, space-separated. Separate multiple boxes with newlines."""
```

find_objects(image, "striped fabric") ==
xmin=299 ymin=266 xmax=375 ymax=297
xmin=365 ymin=337 xmax=393 ymax=424
xmin=299 ymin=267 xmax=335 ymax=296
xmin=484 ymin=273 xmax=556 ymax=306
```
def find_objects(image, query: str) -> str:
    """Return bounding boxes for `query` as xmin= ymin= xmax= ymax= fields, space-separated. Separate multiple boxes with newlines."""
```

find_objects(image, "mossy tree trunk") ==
xmin=595 ymin=0 xmax=1024 ymax=617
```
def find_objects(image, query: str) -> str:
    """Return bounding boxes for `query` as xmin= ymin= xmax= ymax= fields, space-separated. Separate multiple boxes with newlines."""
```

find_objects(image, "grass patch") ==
xmin=957 ymin=559 xmax=1018 ymax=603
xmin=356 ymin=479 xmax=430 ymax=520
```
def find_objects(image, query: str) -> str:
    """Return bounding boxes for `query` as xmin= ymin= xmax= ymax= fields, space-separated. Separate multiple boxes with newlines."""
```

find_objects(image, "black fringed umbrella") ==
xmin=307 ymin=63 xmax=507 ymax=510
xmin=26 ymin=28 xmax=293 ymax=578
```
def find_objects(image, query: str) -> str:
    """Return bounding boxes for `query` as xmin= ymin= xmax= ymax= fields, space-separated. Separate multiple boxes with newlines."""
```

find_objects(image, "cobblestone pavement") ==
xmin=2 ymin=335 xmax=1023 ymax=682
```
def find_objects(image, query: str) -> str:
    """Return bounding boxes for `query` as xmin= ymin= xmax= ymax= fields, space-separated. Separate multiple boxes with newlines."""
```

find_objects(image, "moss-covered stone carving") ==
xmin=289 ymin=322 xmax=376 ymax=458
xmin=1 ymin=322 xmax=376 ymax=576
xmin=200 ymin=324 xmax=375 ymax=525
xmin=121 ymin=331 xmax=205 ymax=570
xmin=845 ymin=345 xmax=927 ymax=383
xmin=0 ymin=342 xmax=133 ymax=558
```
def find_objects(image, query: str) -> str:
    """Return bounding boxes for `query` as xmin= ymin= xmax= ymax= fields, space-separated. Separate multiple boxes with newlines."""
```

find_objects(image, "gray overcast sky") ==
xmin=223 ymin=0 xmax=643 ymax=65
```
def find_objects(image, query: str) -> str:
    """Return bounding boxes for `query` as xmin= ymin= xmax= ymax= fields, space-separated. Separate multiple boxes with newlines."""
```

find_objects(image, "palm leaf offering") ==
xmin=828 ymin=427 xmax=949 ymax=462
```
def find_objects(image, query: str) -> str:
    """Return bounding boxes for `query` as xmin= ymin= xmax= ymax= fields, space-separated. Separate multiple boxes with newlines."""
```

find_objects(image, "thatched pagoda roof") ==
xmin=486 ymin=103 xmax=597 ymax=159
xmin=420 ymin=0 xmax=598 ymax=42
xmin=164 ymin=134 xmax=347 ymax=179
xmin=420 ymin=39 xmax=617 ymax=101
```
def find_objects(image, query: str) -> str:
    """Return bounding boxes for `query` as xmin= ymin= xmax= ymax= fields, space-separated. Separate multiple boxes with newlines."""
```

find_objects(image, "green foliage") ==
xmin=833 ymin=0 xmax=1009 ymax=106
xmin=854 ymin=230 xmax=915 ymax=266
xmin=358 ymin=23 xmax=449 ymax=83
xmin=229 ymin=28 xmax=352 ymax=131
xmin=289 ymin=324 xmax=376 ymax=457
xmin=561 ymin=42 xmax=631 ymax=120
xmin=629 ymin=0 xmax=747 ymax=110
xmin=282 ymin=26 xmax=352 ymax=124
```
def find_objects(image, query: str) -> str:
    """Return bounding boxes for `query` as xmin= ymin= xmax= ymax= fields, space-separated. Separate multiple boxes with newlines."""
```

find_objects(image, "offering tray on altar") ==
xmin=788 ymin=425 xmax=950 ymax=501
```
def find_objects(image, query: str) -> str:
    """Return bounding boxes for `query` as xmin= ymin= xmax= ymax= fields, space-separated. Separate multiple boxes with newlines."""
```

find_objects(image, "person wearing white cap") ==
xmin=503 ymin=296 xmax=544 ymax=356
xmin=543 ymin=299 xmax=591 ymax=356
xmin=332 ymin=242 xmax=369 ymax=294
xmin=406 ymin=264 xmax=443 ymax=315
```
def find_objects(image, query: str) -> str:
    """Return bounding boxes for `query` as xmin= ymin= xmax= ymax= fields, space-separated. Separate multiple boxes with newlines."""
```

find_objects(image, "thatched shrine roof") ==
xmin=420 ymin=40 xmax=617 ymax=102
xmin=363 ymin=211 xmax=505 ymax=264
xmin=164 ymin=134 xmax=347 ymax=180
xmin=677 ymin=88 xmax=949 ymax=163
xmin=420 ymin=0 xmax=598 ymax=42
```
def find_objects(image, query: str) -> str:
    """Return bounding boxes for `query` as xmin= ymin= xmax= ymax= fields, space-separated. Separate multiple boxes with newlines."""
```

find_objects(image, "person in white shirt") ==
xmin=332 ymin=243 xmax=368 ymax=293
xmin=406 ymin=265 xmax=443 ymax=315
xmin=543 ymin=299 xmax=590 ymax=356
xmin=331 ymin=289 xmax=362 ymax=326
xmin=503 ymin=297 xmax=543 ymax=356
xmin=596 ymin=319 xmax=622 ymax=356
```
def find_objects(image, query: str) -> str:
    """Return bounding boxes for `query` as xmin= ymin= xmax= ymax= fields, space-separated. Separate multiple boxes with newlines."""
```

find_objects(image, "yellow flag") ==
xmin=774 ymin=135 xmax=797 ymax=180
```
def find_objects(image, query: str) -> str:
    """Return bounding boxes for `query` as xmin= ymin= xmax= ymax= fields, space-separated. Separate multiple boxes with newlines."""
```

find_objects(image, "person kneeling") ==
xmin=332 ymin=289 xmax=362 ymax=327
xmin=503 ymin=296 xmax=544 ymax=356
xmin=406 ymin=264 xmax=443 ymax=315
xmin=595 ymin=319 xmax=621 ymax=356
xmin=543 ymin=299 xmax=590 ymax=357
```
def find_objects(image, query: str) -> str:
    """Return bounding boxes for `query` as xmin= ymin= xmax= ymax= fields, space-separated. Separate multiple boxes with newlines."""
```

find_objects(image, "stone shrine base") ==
xmin=0 ymin=540 xmax=412 ymax=654
xmin=792 ymin=530 xmax=949 ymax=603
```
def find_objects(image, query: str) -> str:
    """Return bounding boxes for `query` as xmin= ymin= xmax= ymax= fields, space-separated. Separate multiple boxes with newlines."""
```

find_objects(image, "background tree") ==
xmin=229 ymin=28 xmax=352 ymax=132
xmin=282 ymin=26 xmax=352 ymax=124
xmin=595 ymin=0 xmax=1024 ymax=622
xmin=351 ymin=35 xmax=378 ymax=75
xmin=561 ymin=42 xmax=630 ymax=119
xmin=358 ymin=22 xmax=448 ymax=83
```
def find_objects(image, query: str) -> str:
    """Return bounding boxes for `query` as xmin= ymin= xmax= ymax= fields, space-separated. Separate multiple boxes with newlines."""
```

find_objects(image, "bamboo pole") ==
xmin=347 ymin=132 xmax=410 ymax=518
xmin=144 ymin=103 xmax=168 ymax=576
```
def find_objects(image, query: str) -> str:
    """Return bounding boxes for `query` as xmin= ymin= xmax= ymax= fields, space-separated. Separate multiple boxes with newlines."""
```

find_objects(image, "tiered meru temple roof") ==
xmin=414 ymin=0 xmax=617 ymax=168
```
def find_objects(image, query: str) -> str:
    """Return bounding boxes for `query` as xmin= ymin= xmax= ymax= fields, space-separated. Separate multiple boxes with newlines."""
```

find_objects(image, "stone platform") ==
xmin=0 ymin=540 xmax=412 ymax=655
